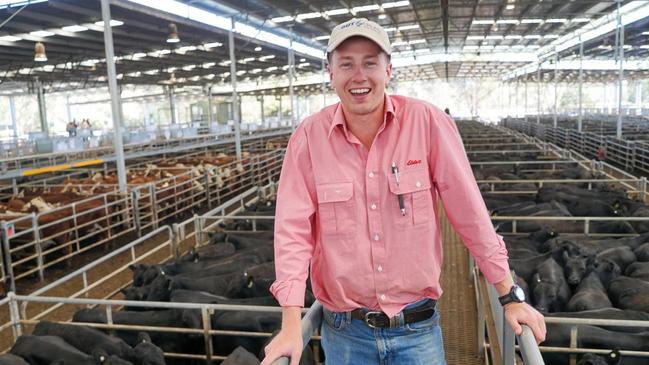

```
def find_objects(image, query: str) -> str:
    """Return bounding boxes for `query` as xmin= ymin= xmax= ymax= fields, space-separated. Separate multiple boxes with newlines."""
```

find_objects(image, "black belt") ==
xmin=350 ymin=299 xmax=437 ymax=328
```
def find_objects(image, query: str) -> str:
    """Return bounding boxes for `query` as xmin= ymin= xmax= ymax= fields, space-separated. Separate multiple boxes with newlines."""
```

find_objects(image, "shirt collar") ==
xmin=327 ymin=94 xmax=398 ymax=139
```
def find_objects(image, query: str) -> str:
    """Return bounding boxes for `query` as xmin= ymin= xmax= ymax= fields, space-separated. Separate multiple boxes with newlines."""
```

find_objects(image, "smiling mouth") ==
xmin=349 ymin=88 xmax=371 ymax=95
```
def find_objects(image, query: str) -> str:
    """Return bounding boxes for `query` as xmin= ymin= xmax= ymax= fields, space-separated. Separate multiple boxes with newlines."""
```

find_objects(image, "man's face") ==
xmin=328 ymin=37 xmax=392 ymax=118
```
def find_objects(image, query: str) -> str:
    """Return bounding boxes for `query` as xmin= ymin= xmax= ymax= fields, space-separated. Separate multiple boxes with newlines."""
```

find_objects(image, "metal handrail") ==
xmin=271 ymin=301 xmax=323 ymax=365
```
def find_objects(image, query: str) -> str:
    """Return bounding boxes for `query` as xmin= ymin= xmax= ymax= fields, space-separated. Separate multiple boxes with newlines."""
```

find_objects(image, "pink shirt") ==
xmin=270 ymin=95 xmax=509 ymax=317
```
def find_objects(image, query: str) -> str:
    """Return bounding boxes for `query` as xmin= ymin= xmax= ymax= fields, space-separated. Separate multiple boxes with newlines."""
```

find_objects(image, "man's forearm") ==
xmin=282 ymin=306 xmax=303 ymax=331
xmin=493 ymin=276 xmax=515 ymax=296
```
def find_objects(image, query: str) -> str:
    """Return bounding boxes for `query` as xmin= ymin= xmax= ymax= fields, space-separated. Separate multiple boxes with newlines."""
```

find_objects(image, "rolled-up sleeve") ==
xmin=428 ymin=111 xmax=510 ymax=284
xmin=269 ymin=126 xmax=317 ymax=307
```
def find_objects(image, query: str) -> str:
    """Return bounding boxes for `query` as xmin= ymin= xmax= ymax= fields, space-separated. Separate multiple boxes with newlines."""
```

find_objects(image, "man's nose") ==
xmin=351 ymin=65 xmax=367 ymax=82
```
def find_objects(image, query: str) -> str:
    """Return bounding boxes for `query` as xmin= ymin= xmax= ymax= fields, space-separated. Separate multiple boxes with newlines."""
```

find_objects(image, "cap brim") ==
xmin=326 ymin=33 xmax=391 ymax=55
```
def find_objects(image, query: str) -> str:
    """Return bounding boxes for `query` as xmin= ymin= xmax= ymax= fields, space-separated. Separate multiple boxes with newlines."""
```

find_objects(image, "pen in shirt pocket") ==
xmin=391 ymin=162 xmax=406 ymax=216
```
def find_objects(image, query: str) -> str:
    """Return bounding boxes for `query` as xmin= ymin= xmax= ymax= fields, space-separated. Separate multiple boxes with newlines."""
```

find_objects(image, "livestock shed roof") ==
xmin=0 ymin=0 xmax=648 ymax=95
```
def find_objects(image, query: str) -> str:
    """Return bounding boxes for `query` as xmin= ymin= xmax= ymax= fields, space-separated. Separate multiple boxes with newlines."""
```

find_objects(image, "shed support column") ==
xmin=100 ymin=0 xmax=127 ymax=193
xmin=36 ymin=78 xmax=48 ymax=136
xmin=229 ymin=17 xmax=242 ymax=160
xmin=553 ymin=51 xmax=558 ymax=128
xmin=578 ymin=37 xmax=584 ymax=132
xmin=616 ymin=0 xmax=624 ymax=139
xmin=9 ymin=95 xmax=17 ymax=140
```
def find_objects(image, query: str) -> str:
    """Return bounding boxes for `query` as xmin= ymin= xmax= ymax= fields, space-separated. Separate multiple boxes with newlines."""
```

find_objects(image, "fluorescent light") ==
xmin=524 ymin=35 xmax=542 ymax=39
xmin=511 ymin=45 xmax=526 ymax=49
xmin=473 ymin=20 xmax=495 ymax=25
xmin=378 ymin=14 xmax=387 ymax=20
xmin=314 ymin=35 xmax=330 ymax=41
xmin=392 ymin=41 xmax=408 ymax=46
xmin=203 ymin=62 xmax=216 ymax=68
xmin=254 ymin=46 xmax=262 ymax=51
xmin=546 ymin=19 xmax=568 ymax=23
xmin=30 ymin=30 xmax=55 ymax=37
xmin=95 ymin=20 xmax=124 ymax=27
xmin=408 ymin=39 xmax=426 ymax=44
xmin=325 ymin=8 xmax=349 ymax=16
xmin=271 ymin=16 xmax=294 ymax=23
xmin=236 ymin=70 xmax=247 ymax=76
xmin=384 ymin=27 xmax=397 ymax=32
xmin=43 ymin=65 xmax=55 ymax=72
xmin=352 ymin=4 xmax=380 ymax=12
xmin=485 ymin=35 xmax=503 ymax=40
xmin=505 ymin=35 xmax=523 ymax=39
xmin=382 ymin=1 xmax=410 ymax=8
xmin=259 ymin=55 xmax=275 ymax=61
xmin=218 ymin=60 xmax=231 ymax=66
xmin=505 ymin=4 xmax=515 ymax=10
xmin=521 ymin=19 xmax=544 ymax=24
xmin=398 ymin=24 xmax=420 ymax=31
xmin=0 ymin=35 xmax=21 ymax=42
xmin=495 ymin=45 xmax=510 ymax=49
xmin=296 ymin=12 xmax=321 ymax=20
xmin=132 ymin=52 xmax=146 ymax=58
xmin=480 ymin=45 xmax=495 ymax=50
xmin=496 ymin=19 xmax=519 ymax=24
xmin=62 ymin=25 xmax=88 ymax=32
xmin=642 ymin=31 xmax=649 ymax=36
xmin=203 ymin=42 xmax=222 ymax=49
xmin=544 ymin=34 xmax=560 ymax=39
xmin=466 ymin=36 xmax=484 ymax=40
xmin=182 ymin=65 xmax=196 ymax=71
xmin=265 ymin=66 xmax=278 ymax=72
xmin=572 ymin=18 xmax=590 ymax=23
xmin=640 ymin=45 xmax=649 ymax=49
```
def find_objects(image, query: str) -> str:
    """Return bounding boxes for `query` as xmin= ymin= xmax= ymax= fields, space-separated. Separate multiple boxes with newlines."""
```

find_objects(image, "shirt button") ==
xmin=377 ymin=265 xmax=383 ymax=272
xmin=368 ymin=171 xmax=375 ymax=178
xmin=373 ymin=234 xmax=380 ymax=241
xmin=370 ymin=203 xmax=377 ymax=210
xmin=380 ymin=294 xmax=386 ymax=301
xmin=416 ymin=181 xmax=421 ymax=187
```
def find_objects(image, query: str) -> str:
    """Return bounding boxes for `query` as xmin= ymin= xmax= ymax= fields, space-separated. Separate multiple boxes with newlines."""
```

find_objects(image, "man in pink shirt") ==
xmin=261 ymin=18 xmax=546 ymax=365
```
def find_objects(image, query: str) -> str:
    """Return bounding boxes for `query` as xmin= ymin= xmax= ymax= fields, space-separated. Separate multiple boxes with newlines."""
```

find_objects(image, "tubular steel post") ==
xmin=229 ymin=17 xmax=242 ymax=160
xmin=207 ymin=85 xmax=214 ymax=126
xmin=168 ymin=85 xmax=178 ymax=124
xmin=524 ymin=77 xmax=528 ymax=123
xmin=35 ymin=77 xmax=48 ymax=136
xmin=553 ymin=51 xmax=558 ymax=128
xmin=101 ymin=0 xmax=127 ymax=194
xmin=9 ymin=95 xmax=18 ymax=139
xmin=578 ymin=36 xmax=584 ymax=132
xmin=8 ymin=292 xmax=22 ymax=339
xmin=537 ymin=62 xmax=541 ymax=123
xmin=322 ymin=55 xmax=327 ymax=107
xmin=32 ymin=213 xmax=45 ymax=282
xmin=616 ymin=0 xmax=624 ymax=139
xmin=288 ymin=28 xmax=296 ymax=130
xmin=1 ymin=222 xmax=16 ymax=293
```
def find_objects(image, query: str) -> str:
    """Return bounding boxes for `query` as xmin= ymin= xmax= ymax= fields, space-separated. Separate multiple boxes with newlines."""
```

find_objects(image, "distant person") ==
xmin=66 ymin=120 xmax=77 ymax=137
xmin=444 ymin=107 xmax=451 ymax=116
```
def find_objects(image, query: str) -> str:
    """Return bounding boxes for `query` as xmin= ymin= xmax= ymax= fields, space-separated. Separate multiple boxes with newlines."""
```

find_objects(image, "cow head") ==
xmin=594 ymin=259 xmax=621 ymax=290
xmin=563 ymin=251 xmax=592 ymax=286
xmin=134 ymin=332 xmax=166 ymax=365
xmin=531 ymin=273 xmax=561 ymax=313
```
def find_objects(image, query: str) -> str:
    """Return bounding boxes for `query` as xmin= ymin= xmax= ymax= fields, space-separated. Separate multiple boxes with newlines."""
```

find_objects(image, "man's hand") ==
xmin=503 ymin=302 xmax=546 ymax=344
xmin=261 ymin=307 xmax=303 ymax=365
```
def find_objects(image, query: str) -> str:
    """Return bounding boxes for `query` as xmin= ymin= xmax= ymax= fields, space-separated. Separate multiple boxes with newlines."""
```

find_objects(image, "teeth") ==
xmin=350 ymin=88 xmax=370 ymax=94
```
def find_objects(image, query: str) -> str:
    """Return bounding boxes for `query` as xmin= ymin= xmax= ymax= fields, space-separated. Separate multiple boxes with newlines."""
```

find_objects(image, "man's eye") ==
xmin=366 ymin=62 xmax=377 ymax=67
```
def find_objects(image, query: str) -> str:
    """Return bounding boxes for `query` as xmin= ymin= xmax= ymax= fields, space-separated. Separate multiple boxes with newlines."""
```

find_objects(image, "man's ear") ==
xmin=385 ymin=62 xmax=393 ymax=87
xmin=327 ymin=63 xmax=334 ymax=85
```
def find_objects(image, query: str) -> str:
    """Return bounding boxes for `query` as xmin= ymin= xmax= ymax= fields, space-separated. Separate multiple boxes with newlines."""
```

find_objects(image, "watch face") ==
xmin=513 ymin=286 xmax=525 ymax=301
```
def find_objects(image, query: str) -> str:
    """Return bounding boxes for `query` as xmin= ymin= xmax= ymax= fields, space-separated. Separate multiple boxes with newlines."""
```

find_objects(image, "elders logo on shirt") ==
xmin=406 ymin=159 xmax=421 ymax=166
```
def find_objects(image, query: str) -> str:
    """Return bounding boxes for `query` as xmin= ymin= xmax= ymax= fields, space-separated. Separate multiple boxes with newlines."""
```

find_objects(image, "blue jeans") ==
xmin=321 ymin=299 xmax=447 ymax=365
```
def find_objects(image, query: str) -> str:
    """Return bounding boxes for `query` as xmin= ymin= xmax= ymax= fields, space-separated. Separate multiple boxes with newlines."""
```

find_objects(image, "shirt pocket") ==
xmin=316 ymin=182 xmax=356 ymax=236
xmin=388 ymin=168 xmax=432 ymax=227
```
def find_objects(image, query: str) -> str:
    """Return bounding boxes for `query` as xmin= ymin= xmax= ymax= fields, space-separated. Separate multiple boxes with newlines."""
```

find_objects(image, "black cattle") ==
xmin=564 ymin=251 xmax=592 ymax=286
xmin=0 ymin=354 xmax=29 ymax=365
xmin=222 ymin=347 xmax=259 ymax=365
xmin=576 ymin=351 xmax=621 ymax=365
xmin=566 ymin=271 xmax=613 ymax=312
xmin=73 ymin=308 xmax=201 ymax=352
xmin=170 ymin=290 xmax=279 ymax=306
xmin=133 ymin=333 xmax=165 ymax=365
xmin=543 ymin=324 xmax=649 ymax=365
xmin=168 ymin=271 xmax=270 ymax=298
xmin=32 ymin=321 xmax=136 ymax=362
xmin=208 ymin=233 xmax=274 ymax=251
xmin=634 ymin=242 xmax=649 ymax=262
xmin=548 ymin=308 xmax=649 ymax=333
xmin=531 ymin=257 xmax=571 ymax=313
xmin=608 ymin=276 xmax=649 ymax=312
xmin=10 ymin=335 xmax=132 ymax=365
xmin=186 ymin=242 xmax=236 ymax=261
xmin=625 ymin=261 xmax=649 ymax=281
xmin=596 ymin=246 xmax=636 ymax=272
xmin=509 ymin=251 xmax=553 ymax=283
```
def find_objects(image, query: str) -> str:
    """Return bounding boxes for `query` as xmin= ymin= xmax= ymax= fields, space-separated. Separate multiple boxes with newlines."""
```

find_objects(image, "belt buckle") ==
xmin=364 ymin=311 xmax=383 ymax=328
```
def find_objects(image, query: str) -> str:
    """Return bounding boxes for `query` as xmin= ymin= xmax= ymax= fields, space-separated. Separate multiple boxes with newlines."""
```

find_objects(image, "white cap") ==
xmin=327 ymin=18 xmax=391 ymax=55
